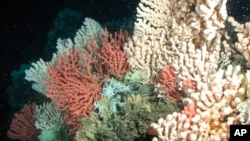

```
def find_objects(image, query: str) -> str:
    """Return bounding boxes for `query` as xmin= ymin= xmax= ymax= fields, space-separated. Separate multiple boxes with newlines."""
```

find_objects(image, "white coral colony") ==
xmin=124 ymin=0 xmax=250 ymax=140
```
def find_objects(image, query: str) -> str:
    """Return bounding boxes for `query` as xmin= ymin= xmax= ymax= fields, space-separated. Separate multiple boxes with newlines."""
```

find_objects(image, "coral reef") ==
xmin=8 ymin=0 xmax=250 ymax=140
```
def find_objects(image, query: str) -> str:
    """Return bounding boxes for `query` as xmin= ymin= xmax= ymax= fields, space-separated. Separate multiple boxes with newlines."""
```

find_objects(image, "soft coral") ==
xmin=7 ymin=104 xmax=40 ymax=141
xmin=45 ymin=46 xmax=107 ymax=134
xmin=98 ymin=29 xmax=130 ymax=78
xmin=158 ymin=64 xmax=182 ymax=101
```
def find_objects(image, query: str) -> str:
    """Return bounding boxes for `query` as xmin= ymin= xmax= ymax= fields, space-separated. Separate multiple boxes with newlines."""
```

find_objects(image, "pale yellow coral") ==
xmin=124 ymin=0 xmax=228 ymax=79
xmin=125 ymin=0 xmax=249 ymax=140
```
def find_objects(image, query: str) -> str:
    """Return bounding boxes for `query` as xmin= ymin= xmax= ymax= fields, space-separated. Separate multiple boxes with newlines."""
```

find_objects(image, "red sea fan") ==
xmin=99 ymin=29 xmax=130 ymax=78
xmin=7 ymin=103 xmax=40 ymax=141
xmin=45 ymin=47 xmax=108 ymax=134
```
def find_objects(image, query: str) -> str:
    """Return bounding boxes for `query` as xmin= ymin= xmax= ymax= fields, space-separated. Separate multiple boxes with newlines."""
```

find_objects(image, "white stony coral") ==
xmin=124 ymin=0 xmax=228 ymax=79
xmin=148 ymin=112 xmax=210 ymax=141
xmin=149 ymin=64 xmax=245 ymax=141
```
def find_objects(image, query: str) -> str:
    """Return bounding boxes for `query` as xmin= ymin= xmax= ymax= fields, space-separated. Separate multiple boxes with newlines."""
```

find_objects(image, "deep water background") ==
xmin=0 ymin=0 xmax=249 ymax=140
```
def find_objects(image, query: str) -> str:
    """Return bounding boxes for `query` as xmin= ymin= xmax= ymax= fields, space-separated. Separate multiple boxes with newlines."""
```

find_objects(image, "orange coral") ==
xmin=45 ymin=47 xmax=107 ymax=134
xmin=181 ymin=103 xmax=196 ymax=119
xmin=99 ymin=29 xmax=130 ymax=78
xmin=182 ymin=78 xmax=197 ymax=89
xmin=158 ymin=64 xmax=182 ymax=101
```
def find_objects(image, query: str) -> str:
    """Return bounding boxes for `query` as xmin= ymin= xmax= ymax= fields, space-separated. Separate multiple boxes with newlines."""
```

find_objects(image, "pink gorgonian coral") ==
xmin=158 ymin=64 xmax=182 ymax=101
xmin=98 ymin=29 xmax=130 ymax=78
xmin=7 ymin=103 xmax=40 ymax=141
xmin=45 ymin=47 xmax=108 ymax=134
